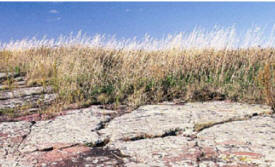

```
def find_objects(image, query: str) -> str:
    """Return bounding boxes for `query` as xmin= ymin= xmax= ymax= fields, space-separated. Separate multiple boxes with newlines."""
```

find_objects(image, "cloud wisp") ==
xmin=49 ymin=9 xmax=59 ymax=14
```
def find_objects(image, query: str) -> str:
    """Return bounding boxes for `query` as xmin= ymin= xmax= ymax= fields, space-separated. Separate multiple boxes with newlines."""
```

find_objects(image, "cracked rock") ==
xmin=190 ymin=101 xmax=273 ymax=131
xmin=0 ymin=73 xmax=19 ymax=82
xmin=0 ymin=101 xmax=274 ymax=167
xmin=197 ymin=116 xmax=275 ymax=167
xmin=0 ymin=87 xmax=52 ymax=100
xmin=100 ymin=104 xmax=194 ymax=141
xmin=100 ymin=101 xmax=272 ymax=142
xmin=18 ymin=107 xmax=116 ymax=153
xmin=0 ymin=93 xmax=57 ymax=110
xmin=0 ymin=121 xmax=32 ymax=166
xmin=108 ymin=136 xmax=200 ymax=167
xmin=19 ymin=146 xmax=126 ymax=167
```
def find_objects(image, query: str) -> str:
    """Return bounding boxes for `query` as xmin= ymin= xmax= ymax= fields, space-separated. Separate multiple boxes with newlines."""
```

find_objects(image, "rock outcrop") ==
xmin=1 ymin=73 xmax=274 ymax=167
xmin=0 ymin=99 xmax=274 ymax=167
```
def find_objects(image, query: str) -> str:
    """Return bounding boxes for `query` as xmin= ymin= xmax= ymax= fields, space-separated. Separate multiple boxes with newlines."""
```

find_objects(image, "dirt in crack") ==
xmin=94 ymin=117 xmax=113 ymax=132
xmin=194 ymin=112 xmax=273 ymax=132
xmin=86 ymin=138 xmax=110 ymax=148
xmin=124 ymin=128 xmax=181 ymax=141
xmin=93 ymin=107 xmax=132 ymax=135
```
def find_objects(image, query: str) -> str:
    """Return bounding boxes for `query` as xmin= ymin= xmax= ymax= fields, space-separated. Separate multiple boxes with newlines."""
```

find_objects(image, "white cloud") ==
xmin=46 ymin=17 xmax=62 ymax=22
xmin=49 ymin=9 xmax=59 ymax=14
xmin=125 ymin=9 xmax=131 ymax=12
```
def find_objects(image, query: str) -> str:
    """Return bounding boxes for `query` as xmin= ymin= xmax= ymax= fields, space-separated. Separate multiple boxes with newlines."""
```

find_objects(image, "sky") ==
xmin=0 ymin=2 xmax=275 ymax=42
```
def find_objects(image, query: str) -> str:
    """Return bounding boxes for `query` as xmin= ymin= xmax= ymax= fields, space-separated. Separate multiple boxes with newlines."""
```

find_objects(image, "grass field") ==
xmin=0 ymin=26 xmax=274 ymax=111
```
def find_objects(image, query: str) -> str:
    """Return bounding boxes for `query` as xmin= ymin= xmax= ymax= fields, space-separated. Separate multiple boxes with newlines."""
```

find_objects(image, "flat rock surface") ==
xmin=18 ymin=146 xmax=127 ymax=167
xmin=19 ymin=107 xmax=115 ymax=153
xmin=100 ymin=101 xmax=272 ymax=141
xmin=100 ymin=104 xmax=194 ymax=141
xmin=108 ymin=136 xmax=200 ymax=166
xmin=0 ymin=100 xmax=274 ymax=167
xmin=198 ymin=116 xmax=275 ymax=167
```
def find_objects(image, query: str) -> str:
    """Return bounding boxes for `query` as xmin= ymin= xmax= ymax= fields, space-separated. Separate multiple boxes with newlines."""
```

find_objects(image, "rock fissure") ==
xmin=194 ymin=141 xmax=203 ymax=167
xmin=30 ymin=143 xmax=81 ymax=154
xmin=195 ymin=139 xmax=221 ymax=166
xmin=122 ymin=128 xmax=183 ymax=142
xmin=93 ymin=116 xmax=114 ymax=132
xmin=0 ymin=73 xmax=21 ymax=83
xmin=86 ymin=138 xmax=110 ymax=148
xmin=17 ymin=121 xmax=36 ymax=155
xmin=194 ymin=112 xmax=274 ymax=132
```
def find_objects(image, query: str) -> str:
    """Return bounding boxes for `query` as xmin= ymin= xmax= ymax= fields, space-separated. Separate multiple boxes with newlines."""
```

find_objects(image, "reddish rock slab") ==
xmin=22 ymin=145 xmax=90 ymax=166
xmin=230 ymin=152 xmax=263 ymax=159
xmin=0 ymin=110 xmax=71 ymax=123
xmin=19 ymin=145 xmax=126 ymax=167
xmin=108 ymin=136 xmax=201 ymax=167
xmin=0 ymin=121 xmax=32 ymax=167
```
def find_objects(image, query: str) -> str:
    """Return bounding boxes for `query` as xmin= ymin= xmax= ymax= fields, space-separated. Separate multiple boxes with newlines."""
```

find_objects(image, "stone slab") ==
xmin=0 ymin=93 xmax=57 ymax=110
xmin=0 ymin=87 xmax=52 ymax=100
xmin=18 ymin=107 xmax=115 ymax=153
xmin=100 ymin=101 xmax=272 ymax=142
xmin=0 ymin=101 xmax=274 ymax=167
xmin=197 ymin=116 xmax=275 ymax=167
xmin=0 ymin=121 xmax=32 ymax=167
xmin=108 ymin=136 xmax=200 ymax=167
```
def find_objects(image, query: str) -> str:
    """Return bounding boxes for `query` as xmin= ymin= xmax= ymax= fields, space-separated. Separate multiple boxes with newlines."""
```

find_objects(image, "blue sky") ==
xmin=0 ymin=2 xmax=275 ymax=42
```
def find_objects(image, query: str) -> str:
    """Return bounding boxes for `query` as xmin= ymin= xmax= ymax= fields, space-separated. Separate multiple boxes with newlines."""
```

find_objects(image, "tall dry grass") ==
xmin=0 ymin=26 xmax=274 ymax=110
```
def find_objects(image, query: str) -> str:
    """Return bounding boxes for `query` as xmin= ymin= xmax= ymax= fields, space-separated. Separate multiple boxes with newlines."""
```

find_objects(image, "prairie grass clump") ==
xmin=0 ymin=26 xmax=274 ymax=111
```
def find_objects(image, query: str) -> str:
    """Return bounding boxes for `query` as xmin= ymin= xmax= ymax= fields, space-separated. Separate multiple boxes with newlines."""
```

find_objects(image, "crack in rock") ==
xmin=194 ymin=111 xmax=274 ymax=132
xmin=0 ymin=73 xmax=20 ymax=83
xmin=99 ymin=102 xmax=274 ymax=166
xmin=194 ymin=140 xmax=222 ymax=166
xmin=92 ymin=116 xmax=117 ymax=137
xmin=85 ymin=138 xmax=110 ymax=148
xmin=100 ymin=101 xmax=273 ymax=143
xmin=122 ymin=128 xmax=182 ymax=142
xmin=16 ymin=121 xmax=36 ymax=155
xmin=17 ymin=107 xmax=120 ymax=154
xmin=197 ymin=116 xmax=275 ymax=166
xmin=29 ymin=143 xmax=81 ymax=154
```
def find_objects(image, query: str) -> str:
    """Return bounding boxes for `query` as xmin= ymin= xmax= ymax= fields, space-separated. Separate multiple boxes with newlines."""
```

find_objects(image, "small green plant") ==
xmin=14 ymin=66 xmax=20 ymax=76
